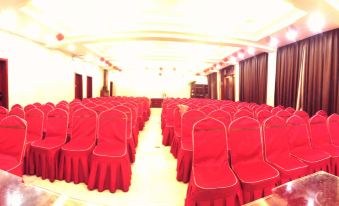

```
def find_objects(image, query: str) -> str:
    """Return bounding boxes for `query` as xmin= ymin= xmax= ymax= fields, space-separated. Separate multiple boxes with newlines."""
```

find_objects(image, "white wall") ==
xmin=107 ymin=69 xmax=202 ymax=98
xmin=234 ymin=63 xmax=240 ymax=101
xmin=0 ymin=31 xmax=103 ymax=107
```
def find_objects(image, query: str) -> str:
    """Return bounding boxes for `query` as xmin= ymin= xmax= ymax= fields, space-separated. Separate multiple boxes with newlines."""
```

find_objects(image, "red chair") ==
xmin=276 ymin=110 xmax=292 ymax=121
xmin=162 ymin=104 xmax=176 ymax=146
xmin=286 ymin=115 xmax=331 ymax=173
xmin=24 ymin=108 xmax=44 ymax=174
xmin=309 ymin=114 xmax=339 ymax=175
xmin=176 ymin=110 xmax=205 ymax=183
xmin=208 ymin=110 xmax=232 ymax=128
xmin=24 ymin=104 xmax=36 ymax=112
xmin=316 ymin=110 xmax=327 ymax=117
xmin=256 ymin=110 xmax=272 ymax=124
xmin=114 ymin=105 xmax=135 ymax=163
xmin=170 ymin=107 xmax=182 ymax=158
xmin=123 ymin=102 xmax=139 ymax=147
xmin=32 ymin=102 xmax=41 ymax=107
xmin=84 ymin=102 xmax=96 ymax=108
xmin=228 ymin=117 xmax=280 ymax=203
xmin=271 ymin=107 xmax=283 ymax=115
xmin=262 ymin=116 xmax=308 ymax=183
xmin=9 ymin=107 xmax=25 ymax=119
xmin=233 ymin=110 xmax=253 ymax=120
xmin=199 ymin=105 xmax=215 ymax=114
xmin=328 ymin=114 xmax=339 ymax=146
xmin=220 ymin=106 xmax=236 ymax=117
xmin=39 ymin=104 xmax=54 ymax=133
xmin=0 ymin=116 xmax=27 ymax=177
xmin=58 ymin=108 xmax=97 ymax=184
xmin=294 ymin=110 xmax=309 ymax=121
xmin=0 ymin=106 xmax=8 ymax=121
xmin=46 ymin=102 xmax=55 ymax=108
xmin=93 ymin=105 xmax=108 ymax=115
xmin=11 ymin=104 xmax=22 ymax=110
xmin=87 ymin=109 xmax=131 ymax=192
xmin=185 ymin=117 xmax=243 ymax=206
xmin=285 ymin=107 xmax=296 ymax=114
xmin=29 ymin=109 xmax=68 ymax=181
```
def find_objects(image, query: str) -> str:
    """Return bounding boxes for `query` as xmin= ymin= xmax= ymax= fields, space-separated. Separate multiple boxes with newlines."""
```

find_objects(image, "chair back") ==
xmin=71 ymin=108 xmax=97 ymax=144
xmin=181 ymin=110 xmax=205 ymax=150
xmin=0 ymin=106 xmax=8 ymax=121
xmin=208 ymin=110 xmax=231 ymax=128
xmin=276 ymin=110 xmax=292 ymax=121
xmin=257 ymin=109 xmax=272 ymax=124
xmin=309 ymin=114 xmax=330 ymax=146
xmin=9 ymin=107 xmax=25 ymax=119
xmin=45 ymin=108 xmax=68 ymax=141
xmin=286 ymin=115 xmax=311 ymax=150
xmin=25 ymin=108 xmax=44 ymax=142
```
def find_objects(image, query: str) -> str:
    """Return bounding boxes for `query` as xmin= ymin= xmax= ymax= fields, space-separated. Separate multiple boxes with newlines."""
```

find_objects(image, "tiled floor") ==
xmin=23 ymin=108 xmax=187 ymax=206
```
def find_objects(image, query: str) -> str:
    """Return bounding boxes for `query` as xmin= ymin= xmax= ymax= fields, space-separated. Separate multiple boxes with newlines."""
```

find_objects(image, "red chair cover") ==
xmin=162 ymin=105 xmax=176 ymax=146
xmin=0 ymin=116 xmax=27 ymax=177
xmin=87 ymin=109 xmax=131 ymax=192
xmin=38 ymin=104 xmax=54 ymax=133
xmin=176 ymin=110 xmax=205 ymax=183
xmin=46 ymin=102 xmax=55 ymax=108
xmin=32 ymin=102 xmax=41 ymax=107
xmin=262 ymin=116 xmax=308 ymax=183
xmin=123 ymin=102 xmax=139 ymax=147
xmin=294 ymin=110 xmax=309 ymax=121
xmin=271 ymin=107 xmax=283 ymax=115
xmin=0 ymin=106 xmax=8 ymax=121
xmin=136 ymin=101 xmax=145 ymax=130
xmin=309 ymin=114 xmax=339 ymax=175
xmin=24 ymin=104 xmax=36 ymax=112
xmin=9 ymin=107 xmax=25 ymax=119
xmin=220 ymin=106 xmax=236 ymax=117
xmin=233 ymin=110 xmax=253 ymax=120
xmin=59 ymin=108 xmax=97 ymax=184
xmin=84 ymin=102 xmax=96 ymax=108
xmin=198 ymin=105 xmax=215 ymax=114
xmin=316 ymin=110 xmax=327 ymax=117
xmin=11 ymin=104 xmax=23 ymax=110
xmin=228 ymin=117 xmax=280 ymax=203
xmin=208 ymin=110 xmax=232 ymax=128
xmin=24 ymin=108 xmax=44 ymax=174
xmin=29 ymin=109 xmax=68 ymax=181
xmin=276 ymin=110 xmax=292 ymax=121
xmin=170 ymin=107 xmax=182 ymax=158
xmin=185 ymin=117 xmax=243 ymax=206
xmin=92 ymin=105 xmax=108 ymax=115
xmin=286 ymin=115 xmax=331 ymax=173
xmin=328 ymin=114 xmax=339 ymax=146
xmin=114 ymin=105 xmax=135 ymax=163
xmin=256 ymin=110 xmax=272 ymax=124
xmin=285 ymin=107 xmax=296 ymax=114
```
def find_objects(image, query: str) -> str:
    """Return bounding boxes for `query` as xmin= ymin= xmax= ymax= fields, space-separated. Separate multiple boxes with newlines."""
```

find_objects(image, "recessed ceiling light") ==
xmin=247 ymin=47 xmax=255 ymax=55
xmin=307 ymin=12 xmax=325 ymax=33
xmin=237 ymin=52 xmax=245 ymax=59
xmin=286 ymin=28 xmax=298 ymax=41
xmin=229 ymin=56 xmax=237 ymax=63
xmin=67 ymin=44 xmax=76 ymax=52
xmin=269 ymin=37 xmax=279 ymax=47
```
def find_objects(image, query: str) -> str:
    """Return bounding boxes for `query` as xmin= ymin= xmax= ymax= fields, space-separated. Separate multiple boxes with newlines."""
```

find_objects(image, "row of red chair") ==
xmin=0 ymin=96 xmax=150 ymax=193
xmin=161 ymin=98 xmax=338 ymax=205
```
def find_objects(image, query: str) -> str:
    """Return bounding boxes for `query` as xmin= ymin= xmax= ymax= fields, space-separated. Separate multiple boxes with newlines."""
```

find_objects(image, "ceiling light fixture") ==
xmin=237 ymin=52 xmax=245 ymax=59
xmin=269 ymin=37 xmax=279 ymax=47
xmin=229 ymin=56 xmax=237 ymax=63
xmin=247 ymin=47 xmax=255 ymax=55
xmin=307 ymin=12 xmax=325 ymax=33
xmin=286 ymin=27 xmax=298 ymax=41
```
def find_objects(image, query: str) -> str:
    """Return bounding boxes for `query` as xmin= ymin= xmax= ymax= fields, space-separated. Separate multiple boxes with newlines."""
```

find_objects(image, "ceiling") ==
xmin=0 ymin=0 xmax=338 ymax=75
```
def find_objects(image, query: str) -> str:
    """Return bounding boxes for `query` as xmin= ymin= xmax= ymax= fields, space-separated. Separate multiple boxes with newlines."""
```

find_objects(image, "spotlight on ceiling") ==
xmin=269 ymin=37 xmax=279 ymax=47
xmin=308 ymin=12 xmax=325 ymax=33
xmin=286 ymin=27 xmax=298 ymax=41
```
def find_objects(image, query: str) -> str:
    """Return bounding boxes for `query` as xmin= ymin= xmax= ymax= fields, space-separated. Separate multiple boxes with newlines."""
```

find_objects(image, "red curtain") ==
xmin=207 ymin=72 xmax=218 ymax=99
xmin=239 ymin=53 xmax=268 ymax=104
xmin=274 ymin=28 xmax=339 ymax=115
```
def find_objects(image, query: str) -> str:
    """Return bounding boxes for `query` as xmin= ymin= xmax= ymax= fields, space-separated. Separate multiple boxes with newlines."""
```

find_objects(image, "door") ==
xmin=87 ymin=76 xmax=92 ymax=98
xmin=110 ymin=81 xmax=113 ymax=96
xmin=75 ymin=73 xmax=83 ymax=100
xmin=0 ymin=59 xmax=8 ymax=108
xmin=225 ymin=75 xmax=235 ymax=101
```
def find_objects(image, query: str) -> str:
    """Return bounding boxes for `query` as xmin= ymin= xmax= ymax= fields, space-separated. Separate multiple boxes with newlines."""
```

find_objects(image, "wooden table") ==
xmin=245 ymin=171 xmax=339 ymax=206
xmin=0 ymin=170 xmax=87 ymax=206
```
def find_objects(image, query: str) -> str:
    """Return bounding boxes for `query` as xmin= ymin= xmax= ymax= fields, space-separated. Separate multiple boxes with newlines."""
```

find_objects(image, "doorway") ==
xmin=224 ymin=75 xmax=235 ymax=101
xmin=87 ymin=76 xmax=92 ymax=98
xmin=75 ymin=73 xmax=83 ymax=100
xmin=110 ymin=81 xmax=113 ymax=96
xmin=0 ymin=59 xmax=8 ymax=108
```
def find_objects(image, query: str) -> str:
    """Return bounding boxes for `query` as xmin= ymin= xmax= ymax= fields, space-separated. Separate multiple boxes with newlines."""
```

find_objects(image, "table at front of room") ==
xmin=0 ymin=169 xmax=87 ymax=206
xmin=245 ymin=171 xmax=339 ymax=206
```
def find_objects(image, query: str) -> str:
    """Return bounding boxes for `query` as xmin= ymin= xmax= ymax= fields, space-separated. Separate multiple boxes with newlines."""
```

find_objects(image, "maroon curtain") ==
xmin=207 ymin=72 xmax=218 ymax=99
xmin=301 ymin=29 xmax=339 ymax=115
xmin=274 ymin=43 xmax=303 ymax=108
xmin=239 ymin=53 xmax=268 ymax=104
